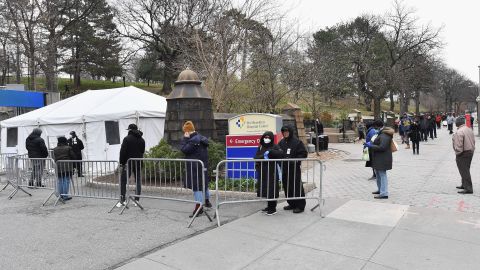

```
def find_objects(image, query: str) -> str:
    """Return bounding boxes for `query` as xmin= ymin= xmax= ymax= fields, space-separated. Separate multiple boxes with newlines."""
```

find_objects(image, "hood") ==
xmin=260 ymin=131 xmax=275 ymax=147
xmin=189 ymin=132 xmax=209 ymax=146
xmin=381 ymin=127 xmax=394 ymax=136
xmin=281 ymin=125 xmax=296 ymax=141
xmin=128 ymin=129 xmax=143 ymax=138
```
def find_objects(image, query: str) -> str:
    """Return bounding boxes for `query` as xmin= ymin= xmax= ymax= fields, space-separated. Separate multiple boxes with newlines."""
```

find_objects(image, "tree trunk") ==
xmin=28 ymin=47 xmax=36 ymax=90
xmin=373 ymin=97 xmax=382 ymax=119
xmin=15 ymin=32 xmax=21 ymax=83
xmin=73 ymin=44 xmax=81 ymax=89
xmin=162 ymin=54 xmax=175 ymax=94
xmin=389 ymin=91 xmax=395 ymax=111
xmin=44 ymin=34 xmax=58 ymax=92
xmin=415 ymin=90 xmax=420 ymax=115
xmin=364 ymin=95 xmax=372 ymax=111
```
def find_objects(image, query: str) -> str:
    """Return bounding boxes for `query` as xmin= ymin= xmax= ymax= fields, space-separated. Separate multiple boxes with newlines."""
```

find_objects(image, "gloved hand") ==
xmin=364 ymin=141 xmax=372 ymax=148
xmin=263 ymin=151 xmax=270 ymax=160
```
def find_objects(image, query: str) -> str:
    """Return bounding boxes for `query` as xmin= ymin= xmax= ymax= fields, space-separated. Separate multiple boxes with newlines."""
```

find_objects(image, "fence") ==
xmin=49 ymin=160 xmax=120 ymax=206
xmin=0 ymin=153 xmax=16 ymax=175
xmin=214 ymin=158 xmax=324 ymax=226
xmin=121 ymin=158 xmax=212 ymax=227
xmin=0 ymin=155 xmax=18 ymax=193
xmin=7 ymin=157 xmax=56 ymax=201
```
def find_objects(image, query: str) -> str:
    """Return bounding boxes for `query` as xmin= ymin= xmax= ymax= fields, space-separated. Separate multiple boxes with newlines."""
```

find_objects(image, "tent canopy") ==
xmin=1 ymin=86 xmax=167 ymax=127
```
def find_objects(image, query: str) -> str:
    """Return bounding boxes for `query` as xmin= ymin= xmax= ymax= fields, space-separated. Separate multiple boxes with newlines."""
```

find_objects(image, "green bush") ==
xmin=145 ymin=139 xmax=183 ymax=159
xmin=207 ymin=140 xmax=226 ymax=180
xmin=209 ymin=178 xmax=256 ymax=192
xmin=143 ymin=139 xmax=183 ymax=181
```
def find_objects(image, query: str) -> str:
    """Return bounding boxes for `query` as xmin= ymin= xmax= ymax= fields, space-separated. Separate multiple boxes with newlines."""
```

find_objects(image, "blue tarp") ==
xmin=0 ymin=90 xmax=44 ymax=108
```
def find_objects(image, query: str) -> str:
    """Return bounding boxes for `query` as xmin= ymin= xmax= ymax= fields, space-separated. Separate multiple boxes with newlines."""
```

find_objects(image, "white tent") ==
xmin=0 ymin=86 xmax=166 ymax=161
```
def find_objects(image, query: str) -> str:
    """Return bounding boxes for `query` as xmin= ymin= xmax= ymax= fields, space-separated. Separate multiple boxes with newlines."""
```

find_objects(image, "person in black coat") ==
xmin=53 ymin=136 xmax=75 ymax=201
xmin=180 ymin=121 xmax=211 ymax=217
xmin=278 ymin=125 xmax=308 ymax=213
xmin=25 ymin=128 xmax=48 ymax=187
xmin=408 ymin=121 xmax=421 ymax=155
xmin=254 ymin=131 xmax=284 ymax=216
xmin=315 ymin=118 xmax=324 ymax=135
xmin=364 ymin=121 xmax=393 ymax=199
xmin=419 ymin=116 xmax=429 ymax=141
xmin=117 ymin=124 xmax=145 ymax=207
xmin=67 ymin=131 xmax=85 ymax=177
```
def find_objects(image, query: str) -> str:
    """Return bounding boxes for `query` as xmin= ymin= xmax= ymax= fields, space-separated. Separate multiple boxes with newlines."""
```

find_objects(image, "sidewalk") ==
xmin=116 ymin=126 xmax=480 ymax=270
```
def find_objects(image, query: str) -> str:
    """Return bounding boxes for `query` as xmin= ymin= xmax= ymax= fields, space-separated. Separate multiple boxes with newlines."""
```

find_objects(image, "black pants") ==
xmin=421 ymin=130 xmax=428 ymax=141
xmin=120 ymin=163 xmax=142 ymax=202
xmin=456 ymin=152 xmax=474 ymax=192
xmin=433 ymin=126 xmax=437 ymax=138
xmin=412 ymin=141 xmax=419 ymax=154
xmin=267 ymin=200 xmax=277 ymax=210
xmin=74 ymin=160 xmax=83 ymax=176
xmin=448 ymin=124 xmax=453 ymax=134
xmin=282 ymin=179 xmax=306 ymax=210
xmin=29 ymin=160 xmax=45 ymax=186
xmin=428 ymin=128 xmax=434 ymax=139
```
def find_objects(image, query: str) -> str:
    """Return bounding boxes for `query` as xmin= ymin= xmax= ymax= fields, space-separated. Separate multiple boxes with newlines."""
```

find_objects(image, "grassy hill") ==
xmin=17 ymin=77 xmax=164 ymax=96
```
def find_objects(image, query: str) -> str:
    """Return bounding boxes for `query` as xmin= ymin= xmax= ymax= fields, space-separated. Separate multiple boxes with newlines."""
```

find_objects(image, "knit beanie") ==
xmin=182 ymin=121 xmax=195 ymax=133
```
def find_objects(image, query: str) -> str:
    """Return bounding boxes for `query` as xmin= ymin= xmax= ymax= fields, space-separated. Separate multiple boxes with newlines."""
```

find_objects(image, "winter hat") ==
xmin=57 ymin=136 xmax=68 ymax=144
xmin=70 ymin=131 xmax=76 ymax=136
xmin=183 ymin=121 xmax=195 ymax=133
xmin=455 ymin=117 xmax=465 ymax=127
xmin=127 ymin=123 xmax=138 ymax=130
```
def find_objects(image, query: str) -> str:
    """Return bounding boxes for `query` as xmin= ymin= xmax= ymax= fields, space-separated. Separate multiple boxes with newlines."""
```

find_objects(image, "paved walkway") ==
xmin=116 ymin=126 xmax=480 ymax=270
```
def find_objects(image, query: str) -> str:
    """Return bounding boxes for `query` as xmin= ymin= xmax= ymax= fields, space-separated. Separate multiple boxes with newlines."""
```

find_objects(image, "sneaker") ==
xmin=260 ymin=207 xmax=269 ymax=213
xmin=131 ymin=200 xmax=138 ymax=207
xmin=368 ymin=176 xmax=376 ymax=180
xmin=204 ymin=200 xmax=212 ymax=208
xmin=293 ymin=208 xmax=304 ymax=214
xmin=62 ymin=196 xmax=72 ymax=201
xmin=283 ymin=205 xmax=295 ymax=211
xmin=265 ymin=209 xmax=277 ymax=216
xmin=116 ymin=202 xmax=125 ymax=208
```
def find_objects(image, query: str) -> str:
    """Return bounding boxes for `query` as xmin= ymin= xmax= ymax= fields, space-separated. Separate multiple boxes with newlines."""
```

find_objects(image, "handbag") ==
xmin=391 ymin=140 xmax=398 ymax=152
xmin=362 ymin=148 xmax=370 ymax=161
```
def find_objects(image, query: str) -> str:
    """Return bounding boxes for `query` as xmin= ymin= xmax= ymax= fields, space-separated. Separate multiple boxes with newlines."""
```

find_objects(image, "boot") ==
xmin=204 ymin=199 xmax=212 ymax=208
xmin=405 ymin=144 xmax=410 ymax=149
xmin=189 ymin=204 xmax=203 ymax=218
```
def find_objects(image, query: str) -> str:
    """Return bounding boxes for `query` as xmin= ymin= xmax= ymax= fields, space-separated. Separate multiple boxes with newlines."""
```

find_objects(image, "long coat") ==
xmin=278 ymin=126 xmax=307 ymax=198
xmin=67 ymin=136 xmax=84 ymax=160
xmin=408 ymin=123 xmax=421 ymax=142
xmin=53 ymin=143 xmax=76 ymax=177
xmin=254 ymin=131 xmax=284 ymax=199
xmin=370 ymin=127 xmax=394 ymax=171
xmin=180 ymin=132 xmax=209 ymax=192
xmin=26 ymin=133 xmax=48 ymax=158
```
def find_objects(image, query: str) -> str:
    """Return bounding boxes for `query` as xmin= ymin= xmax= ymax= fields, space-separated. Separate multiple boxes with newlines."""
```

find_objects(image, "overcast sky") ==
xmin=279 ymin=0 xmax=480 ymax=83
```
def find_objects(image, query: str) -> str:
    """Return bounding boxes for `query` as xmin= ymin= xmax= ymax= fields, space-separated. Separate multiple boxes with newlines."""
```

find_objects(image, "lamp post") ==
xmin=477 ymin=66 xmax=480 ymax=136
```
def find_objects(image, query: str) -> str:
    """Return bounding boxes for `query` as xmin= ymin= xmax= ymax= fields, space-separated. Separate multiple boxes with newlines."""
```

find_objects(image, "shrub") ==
xmin=209 ymin=178 xmax=256 ymax=192
xmin=302 ymin=111 xmax=313 ymax=121
xmin=207 ymin=140 xmax=226 ymax=181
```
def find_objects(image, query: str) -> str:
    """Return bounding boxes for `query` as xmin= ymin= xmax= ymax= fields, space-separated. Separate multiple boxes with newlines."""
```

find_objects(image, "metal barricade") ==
xmin=115 ymin=158 xmax=212 ymax=228
xmin=8 ymin=157 xmax=56 ymax=200
xmin=214 ymin=158 xmax=324 ymax=226
xmin=46 ymin=160 xmax=120 ymax=206
xmin=0 ymin=153 xmax=16 ymax=175
xmin=0 ymin=155 xmax=19 ymax=193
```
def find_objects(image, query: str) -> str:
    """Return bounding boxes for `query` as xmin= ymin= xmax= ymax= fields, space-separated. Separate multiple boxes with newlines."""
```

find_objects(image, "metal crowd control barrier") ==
xmin=0 ymin=153 xmax=16 ymax=175
xmin=0 ymin=155 xmax=19 ymax=193
xmin=116 ymin=158 xmax=212 ymax=228
xmin=8 ymin=157 xmax=56 ymax=200
xmin=45 ymin=160 xmax=120 ymax=206
xmin=214 ymin=158 xmax=324 ymax=226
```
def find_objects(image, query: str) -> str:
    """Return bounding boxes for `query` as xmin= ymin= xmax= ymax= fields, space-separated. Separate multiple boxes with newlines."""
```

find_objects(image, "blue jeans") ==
xmin=375 ymin=170 xmax=388 ymax=196
xmin=193 ymin=188 xmax=210 ymax=204
xmin=57 ymin=175 xmax=71 ymax=199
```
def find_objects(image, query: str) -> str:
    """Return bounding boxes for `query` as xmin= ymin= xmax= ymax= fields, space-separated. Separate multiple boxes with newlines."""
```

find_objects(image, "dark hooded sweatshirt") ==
xmin=254 ymin=131 xmax=284 ymax=199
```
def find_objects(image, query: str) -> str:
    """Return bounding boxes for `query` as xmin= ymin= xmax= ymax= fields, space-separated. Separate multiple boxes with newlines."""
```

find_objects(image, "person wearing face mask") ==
xmin=67 ymin=131 xmax=85 ymax=177
xmin=254 ymin=131 xmax=284 ymax=216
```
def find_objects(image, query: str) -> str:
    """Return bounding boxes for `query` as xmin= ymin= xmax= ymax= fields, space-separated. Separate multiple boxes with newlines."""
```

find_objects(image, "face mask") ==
xmin=263 ymin=138 xmax=271 ymax=144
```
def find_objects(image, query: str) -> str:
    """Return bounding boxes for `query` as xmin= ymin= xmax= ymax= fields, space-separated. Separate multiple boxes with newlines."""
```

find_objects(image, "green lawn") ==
xmin=17 ymin=77 xmax=163 ymax=95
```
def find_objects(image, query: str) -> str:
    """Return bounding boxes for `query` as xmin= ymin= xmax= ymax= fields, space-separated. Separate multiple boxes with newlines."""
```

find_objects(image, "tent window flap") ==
xmin=105 ymin=121 xmax=120 ymax=145
xmin=7 ymin=127 xmax=18 ymax=147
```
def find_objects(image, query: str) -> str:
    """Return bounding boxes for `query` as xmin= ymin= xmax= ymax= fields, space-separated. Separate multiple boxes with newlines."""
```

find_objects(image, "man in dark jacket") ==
xmin=364 ymin=120 xmax=393 ymax=199
xmin=180 ymin=121 xmax=211 ymax=217
xmin=67 ymin=131 xmax=85 ymax=177
xmin=25 ymin=128 xmax=48 ymax=187
xmin=278 ymin=126 xmax=307 ymax=213
xmin=117 ymin=123 xmax=145 ymax=207
xmin=419 ymin=115 xmax=429 ymax=142
xmin=53 ymin=136 xmax=75 ymax=201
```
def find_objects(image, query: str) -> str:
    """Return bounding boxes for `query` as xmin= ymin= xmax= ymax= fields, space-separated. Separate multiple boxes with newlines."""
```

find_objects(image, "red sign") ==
xmin=226 ymin=133 xmax=283 ymax=147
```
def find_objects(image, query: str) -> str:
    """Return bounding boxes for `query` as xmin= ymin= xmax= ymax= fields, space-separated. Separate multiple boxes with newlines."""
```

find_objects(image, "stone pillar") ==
xmin=282 ymin=103 xmax=307 ymax=145
xmin=164 ymin=69 xmax=215 ymax=147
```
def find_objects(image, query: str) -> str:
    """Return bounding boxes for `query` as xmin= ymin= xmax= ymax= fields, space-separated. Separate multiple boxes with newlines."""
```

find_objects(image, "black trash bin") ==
xmin=312 ymin=135 xmax=329 ymax=151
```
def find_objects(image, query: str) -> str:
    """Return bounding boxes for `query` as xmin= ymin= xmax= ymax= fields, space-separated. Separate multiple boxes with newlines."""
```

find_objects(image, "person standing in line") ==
xmin=427 ymin=115 xmax=435 ymax=140
xmin=25 ymin=128 xmax=49 ymax=187
xmin=67 ymin=131 xmax=85 ymax=177
xmin=447 ymin=113 xmax=455 ymax=134
xmin=278 ymin=126 xmax=307 ymax=214
xmin=255 ymin=131 xmax=284 ymax=216
xmin=315 ymin=118 xmax=324 ymax=135
xmin=354 ymin=119 xmax=366 ymax=144
xmin=452 ymin=117 xmax=475 ymax=194
xmin=400 ymin=113 xmax=412 ymax=149
xmin=470 ymin=112 xmax=475 ymax=130
xmin=365 ymin=120 xmax=381 ymax=180
xmin=180 ymin=121 xmax=212 ymax=217
xmin=419 ymin=115 xmax=429 ymax=142
xmin=409 ymin=121 xmax=421 ymax=155
xmin=364 ymin=120 xmax=394 ymax=199
xmin=117 ymin=124 xmax=145 ymax=207
xmin=435 ymin=114 xmax=442 ymax=129
xmin=53 ymin=136 xmax=75 ymax=201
